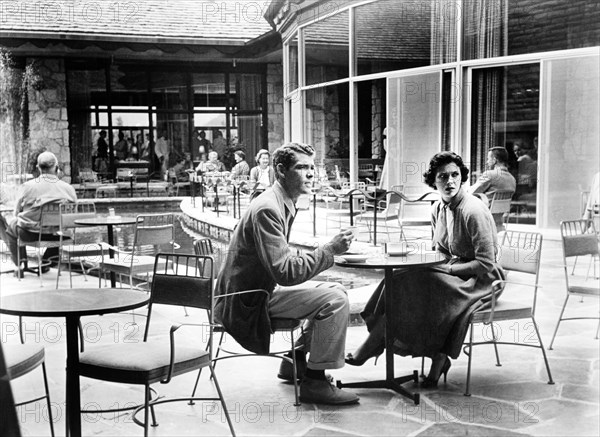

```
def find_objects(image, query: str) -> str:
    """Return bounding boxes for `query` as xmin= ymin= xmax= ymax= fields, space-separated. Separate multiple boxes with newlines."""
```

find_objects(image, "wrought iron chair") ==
xmin=17 ymin=200 xmax=70 ymax=287
xmin=3 ymin=342 xmax=55 ymax=436
xmin=548 ymin=219 xmax=600 ymax=349
xmin=99 ymin=213 xmax=177 ymax=289
xmin=488 ymin=189 xmax=514 ymax=232
xmin=55 ymin=201 xmax=108 ymax=288
xmin=463 ymin=230 xmax=554 ymax=396
xmin=78 ymin=253 xmax=235 ymax=436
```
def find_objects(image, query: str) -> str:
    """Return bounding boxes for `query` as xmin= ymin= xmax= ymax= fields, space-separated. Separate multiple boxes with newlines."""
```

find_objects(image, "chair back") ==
xmin=133 ymin=213 xmax=174 ymax=253
xmin=59 ymin=201 xmax=96 ymax=230
xmin=95 ymin=185 xmax=117 ymax=198
xmin=194 ymin=238 xmax=221 ymax=278
xmin=38 ymin=201 xmax=66 ymax=232
xmin=144 ymin=253 xmax=214 ymax=339
xmin=489 ymin=190 xmax=513 ymax=215
xmin=498 ymin=230 xmax=542 ymax=276
xmin=561 ymin=219 xmax=599 ymax=258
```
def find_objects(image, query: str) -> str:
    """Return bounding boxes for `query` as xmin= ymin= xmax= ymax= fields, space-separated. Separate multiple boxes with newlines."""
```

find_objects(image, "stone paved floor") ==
xmin=1 ymin=210 xmax=598 ymax=436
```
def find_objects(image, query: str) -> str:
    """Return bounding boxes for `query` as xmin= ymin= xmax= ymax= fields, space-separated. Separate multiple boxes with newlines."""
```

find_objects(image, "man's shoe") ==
xmin=277 ymin=358 xmax=307 ymax=382
xmin=299 ymin=377 xmax=359 ymax=405
xmin=277 ymin=359 xmax=334 ymax=383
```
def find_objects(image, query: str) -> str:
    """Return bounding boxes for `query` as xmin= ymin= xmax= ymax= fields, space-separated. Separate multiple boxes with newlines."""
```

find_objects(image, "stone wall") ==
xmin=27 ymin=58 xmax=70 ymax=180
xmin=267 ymin=63 xmax=284 ymax=149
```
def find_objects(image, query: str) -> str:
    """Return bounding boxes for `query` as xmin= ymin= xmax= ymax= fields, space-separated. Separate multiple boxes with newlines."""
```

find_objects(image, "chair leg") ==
xmin=55 ymin=253 xmax=61 ymax=289
xmin=489 ymin=322 xmax=502 ymax=366
xmin=290 ymin=329 xmax=300 ymax=407
xmin=37 ymin=251 xmax=43 ymax=287
xmin=531 ymin=316 xmax=554 ymax=385
xmin=41 ymin=362 xmax=56 ymax=437
xmin=188 ymin=369 xmax=203 ymax=405
xmin=209 ymin=364 xmax=236 ymax=436
xmin=549 ymin=294 xmax=570 ymax=350
xmin=464 ymin=323 xmax=474 ymax=396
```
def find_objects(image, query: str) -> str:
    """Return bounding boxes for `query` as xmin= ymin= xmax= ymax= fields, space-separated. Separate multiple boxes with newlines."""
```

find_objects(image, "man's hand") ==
xmin=325 ymin=229 xmax=354 ymax=255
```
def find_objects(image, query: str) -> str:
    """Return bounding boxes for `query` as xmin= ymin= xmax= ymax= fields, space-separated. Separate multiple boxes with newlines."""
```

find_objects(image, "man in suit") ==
xmin=214 ymin=143 xmax=359 ymax=405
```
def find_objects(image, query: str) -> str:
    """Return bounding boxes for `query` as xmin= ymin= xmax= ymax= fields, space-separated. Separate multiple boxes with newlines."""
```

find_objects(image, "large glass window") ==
xmin=541 ymin=55 xmax=599 ymax=229
xmin=386 ymin=72 xmax=441 ymax=192
xmin=470 ymin=64 xmax=540 ymax=224
xmin=463 ymin=0 xmax=599 ymax=60
xmin=151 ymin=71 xmax=188 ymax=110
xmin=355 ymin=0 xmax=456 ymax=75
xmin=305 ymin=10 xmax=349 ymax=85
xmin=305 ymin=83 xmax=349 ymax=167
xmin=287 ymin=34 xmax=299 ymax=92
xmin=67 ymin=66 xmax=107 ymax=178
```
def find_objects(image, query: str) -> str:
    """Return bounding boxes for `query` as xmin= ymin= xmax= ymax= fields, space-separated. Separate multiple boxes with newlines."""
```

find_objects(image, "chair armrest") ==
xmin=161 ymin=322 xmax=217 ymax=384
xmin=484 ymin=279 xmax=542 ymax=323
xmin=213 ymin=289 xmax=269 ymax=299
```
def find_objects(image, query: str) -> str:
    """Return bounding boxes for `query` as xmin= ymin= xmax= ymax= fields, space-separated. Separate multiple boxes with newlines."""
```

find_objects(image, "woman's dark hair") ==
xmin=423 ymin=151 xmax=469 ymax=189
xmin=234 ymin=150 xmax=246 ymax=160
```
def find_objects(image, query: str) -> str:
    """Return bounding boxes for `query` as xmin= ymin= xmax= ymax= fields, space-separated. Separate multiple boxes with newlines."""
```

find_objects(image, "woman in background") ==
xmin=230 ymin=150 xmax=250 ymax=180
xmin=250 ymin=149 xmax=275 ymax=189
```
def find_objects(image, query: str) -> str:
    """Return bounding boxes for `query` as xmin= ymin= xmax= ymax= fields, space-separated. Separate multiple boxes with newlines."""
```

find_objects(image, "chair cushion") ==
xmin=569 ymin=285 xmax=600 ymax=296
xmin=100 ymin=255 xmax=163 ymax=275
xmin=61 ymin=242 xmax=110 ymax=257
xmin=78 ymin=339 xmax=209 ymax=385
xmin=471 ymin=300 xmax=532 ymax=323
xmin=3 ymin=344 xmax=45 ymax=380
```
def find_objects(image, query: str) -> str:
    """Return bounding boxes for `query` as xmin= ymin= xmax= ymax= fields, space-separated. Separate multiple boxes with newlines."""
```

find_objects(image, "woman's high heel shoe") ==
xmin=345 ymin=319 xmax=385 ymax=367
xmin=421 ymin=356 xmax=451 ymax=388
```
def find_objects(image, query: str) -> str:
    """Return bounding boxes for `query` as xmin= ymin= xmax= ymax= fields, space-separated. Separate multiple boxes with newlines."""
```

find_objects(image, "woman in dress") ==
xmin=250 ymin=149 xmax=275 ymax=189
xmin=230 ymin=150 xmax=250 ymax=180
xmin=346 ymin=151 xmax=504 ymax=387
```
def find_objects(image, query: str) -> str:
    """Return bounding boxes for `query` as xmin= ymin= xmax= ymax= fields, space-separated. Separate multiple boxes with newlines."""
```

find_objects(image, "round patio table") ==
xmin=335 ymin=248 xmax=444 ymax=405
xmin=74 ymin=215 xmax=137 ymax=287
xmin=0 ymin=288 xmax=149 ymax=437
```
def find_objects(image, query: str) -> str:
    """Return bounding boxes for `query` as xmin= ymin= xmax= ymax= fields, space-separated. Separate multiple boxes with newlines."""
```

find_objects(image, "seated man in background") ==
xmin=0 ymin=151 xmax=77 ymax=275
xmin=214 ymin=142 xmax=359 ymax=405
xmin=469 ymin=146 xmax=516 ymax=232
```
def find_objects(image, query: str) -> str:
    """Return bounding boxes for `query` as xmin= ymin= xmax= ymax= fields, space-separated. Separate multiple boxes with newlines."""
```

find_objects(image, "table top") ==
xmin=335 ymin=250 xmax=445 ymax=270
xmin=74 ymin=216 xmax=137 ymax=226
xmin=0 ymin=288 xmax=149 ymax=318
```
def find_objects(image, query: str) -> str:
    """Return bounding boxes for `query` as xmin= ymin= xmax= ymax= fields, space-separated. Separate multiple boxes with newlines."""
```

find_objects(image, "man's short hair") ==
xmin=489 ymin=147 xmax=509 ymax=165
xmin=37 ymin=151 xmax=58 ymax=171
xmin=272 ymin=143 xmax=315 ymax=173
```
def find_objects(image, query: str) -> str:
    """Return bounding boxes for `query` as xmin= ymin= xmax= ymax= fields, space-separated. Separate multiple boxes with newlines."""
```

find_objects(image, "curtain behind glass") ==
xmin=462 ymin=0 xmax=507 ymax=60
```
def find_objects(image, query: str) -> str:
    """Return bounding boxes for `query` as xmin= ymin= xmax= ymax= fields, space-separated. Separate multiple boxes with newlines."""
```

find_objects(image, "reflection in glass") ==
xmin=151 ymin=72 xmax=187 ymax=110
xmin=470 ymin=64 xmax=540 ymax=224
xmin=542 ymin=55 xmax=599 ymax=229
xmin=67 ymin=67 xmax=107 ymax=175
xmin=463 ymin=0 xmax=597 ymax=60
xmin=192 ymin=73 xmax=226 ymax=108
xmin=386 ymin=72 xmax=441 ymax=192
xmin=305 ymin=83 xmax=349 ymax=164
xmin=287 ymin=35 xmax=299 ymax=92
xmin=355 ymin=0 xmax=456 ymax=75
xmin=305 ymin=10 xmax=349 ymax=85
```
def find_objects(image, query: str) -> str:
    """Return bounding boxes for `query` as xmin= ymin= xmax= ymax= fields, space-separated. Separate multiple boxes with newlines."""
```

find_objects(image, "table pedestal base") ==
xmin=336 ymin=370 xmax=420 ymax=405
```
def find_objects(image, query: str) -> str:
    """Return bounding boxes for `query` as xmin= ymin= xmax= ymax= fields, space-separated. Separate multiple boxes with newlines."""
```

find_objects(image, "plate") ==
xmin=386 ymin=249 xmax=412 ymax=257
xmin=339 ymin=254 xmax=369 ymax=263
